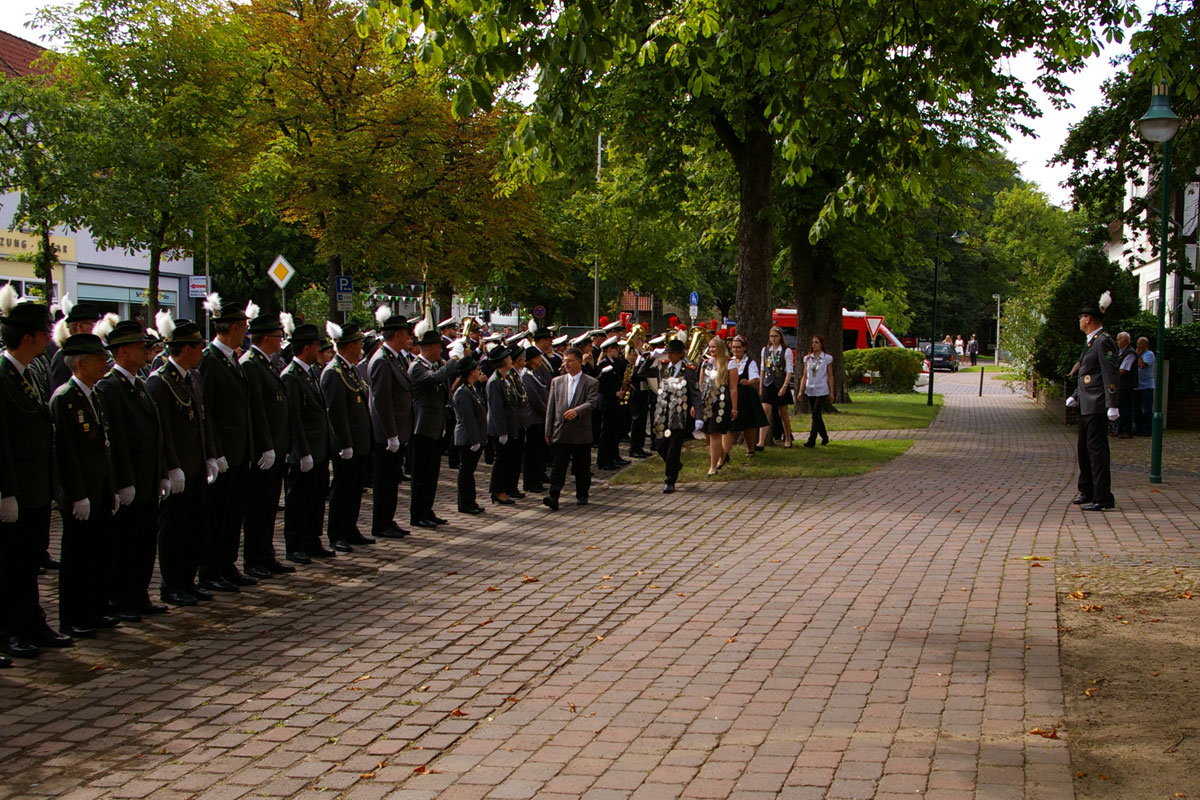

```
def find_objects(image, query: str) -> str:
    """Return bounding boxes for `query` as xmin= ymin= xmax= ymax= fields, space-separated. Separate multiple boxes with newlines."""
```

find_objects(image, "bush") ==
xmin=843 ymin=347 xmax=925 ymax=393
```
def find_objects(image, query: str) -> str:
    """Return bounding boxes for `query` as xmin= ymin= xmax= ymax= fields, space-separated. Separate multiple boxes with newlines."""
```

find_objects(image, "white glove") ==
xmin=159 ymin=478 xmax=171 ymax=498
xmin=386 ymin=436 xmax=400 ymax=453
xmin=449 ymin=341 xmax=464 ymax=360
xmin=168 ymin=468 xmax=185 ymax=495
xmin=0 ymin=496 xmax=17 ymax=524
xmin=499 ymin=434 xmax=508 ymax=445
xmin=1065 ymin=396 xmax=1077 ymax=408
xmin=470 ymin=443 xmax=481 ymax=452
xmin=339 ymin=447 xmax=354 ymax=460
xmin=1107 ymin=408 xmax=1119 ymax=421
xmin=216 ymin=456 xmax=229 ymax=473
xmin=694 ymin=419 xmax=704 ymax=431
xmin=205 ymin=459 xmax=219 ymax=485
xmin=300 ymin=454 xmax=314 ymax=473
xmin=117 ymin=486 xmax=136 ymax=506
xmin=72 ymin=498 xmax=91 ymax=521
xmin=257 ymin=449 xmax=276 ymax=470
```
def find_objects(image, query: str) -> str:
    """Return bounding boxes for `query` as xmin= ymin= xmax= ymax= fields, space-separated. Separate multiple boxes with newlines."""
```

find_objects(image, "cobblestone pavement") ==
xmin=1 ymin=372 xmax=1197 ymax=800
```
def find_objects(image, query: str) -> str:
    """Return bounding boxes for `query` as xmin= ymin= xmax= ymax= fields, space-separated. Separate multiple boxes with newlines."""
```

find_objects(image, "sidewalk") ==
xmin=1 ymin=371 xmax=1197 ymax=800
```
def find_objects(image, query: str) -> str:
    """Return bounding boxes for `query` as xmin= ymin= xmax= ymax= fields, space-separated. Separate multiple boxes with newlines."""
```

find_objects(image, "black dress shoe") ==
xmin=199 ymin=577 xmax=240 ymax=593
xmin=266 ymin=560 xmax=296 ymax=574
xmin=94 ymin=615 xmax=121 ymax=629
xmin=187 ymin=585 xmax=214 ymax=601
xmin=162 ymin=589 xmax=198 ymax=606
xmin=489 ymin=495 xmax=515 ymax=506
xmin=286 ymin=550 xmax=312 ymax=565
xmin=332 ymin=539 xmax=354 ymax=553
xmin=542 ymin=495 xmax=559 ymax=511
xmin=510 ymin=491 xmax=526 ymax=500
xmin=136 ymin=602 xmax=169 ymax=615
xmin=309 ymin=545 xmax=336 ymax=558
xmin=412 ymin=518 xmax=438 ymax=529
xmin=244 ymin=565 xmax=273 ymax=580
xmin=0 ymin=655 xmax=11 ymax=668
xmin=431 ymin=515 xmax=448 ymax=525
xmin=1082 ymin=501 xmax=1115 ymax=511
xmin=1071 ymin=495 xmax=1092 ymax=505
xmin=376 ymin=527 xmax=410 ymax=539
xmin=459 ymin=507 xmax=484 ymax=514
xmin=613 ymin=458 xmax=630 ymax=466
xmin=43 ymin=556 xmax=61 ymax=570
xmin=114 ymin=610 xmax=143 ymax=623
xmin=576 ymin=497 xmax=588 ymax=506
xmin=348 ymin=533 xmax=376 ymax=545
xmin=0 ymin=635 xmax=38 ymax=659
xmin=662 ymin=483 xmax=675 ymax=494
xmin=31 ymin=627 xmax=74 ymax=647
xmin=226 ymin=570 xmax=258 ymax=587
xmin=629 ymin=450 xmax=651 ymax=459
xmin=61 ymin=624 xmax=97 ymax=639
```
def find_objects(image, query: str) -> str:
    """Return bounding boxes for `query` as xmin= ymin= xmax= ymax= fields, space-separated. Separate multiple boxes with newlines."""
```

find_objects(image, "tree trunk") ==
xmin=791 ymin=222 xmax=850 ymax=404
xmin=147 ymin=243 xmax=162 ymax=329
xmin=36 ymin=221 xmax=56 ymax=303
xmin=327 ymin=254 xmax=340 ymax=321
xmin=733 ymin=123 xmax=774 ymax=353
xmin=434 ymin=280 xmax=453 ymax=326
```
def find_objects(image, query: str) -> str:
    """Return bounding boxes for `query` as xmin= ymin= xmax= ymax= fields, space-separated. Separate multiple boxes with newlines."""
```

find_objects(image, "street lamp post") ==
xmin=1137 ymin=82 xmax=1181 ymax=484
xmin=927 ymin=229 xmax=967 ymax=406
xmin=992 ymin=293 xmax=1001 ymax=366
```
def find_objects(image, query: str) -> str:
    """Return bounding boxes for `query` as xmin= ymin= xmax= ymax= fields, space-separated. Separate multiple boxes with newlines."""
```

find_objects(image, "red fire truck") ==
xmin=770 ymin=309 xmax=900 ymax=352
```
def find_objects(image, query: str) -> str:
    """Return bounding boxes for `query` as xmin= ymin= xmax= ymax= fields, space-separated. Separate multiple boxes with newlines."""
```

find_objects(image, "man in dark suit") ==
xmin=653 ymin=338 xmax=702 ymax=494
xmin=95 ymin=320 xmax=168 ymax=620
xmin=147 ymin=316 xmax=220 ymax=607
xmin=322 ymin=321 xmax=373 ymax=551
xmin=1066 ymin=294 xmax=1121 ymax=511
xmin=197 ymin=297 xmax=259 ymax=592
xmin=542 ymin=346 xmax=599 ymax=510
xmin=408 ymin=320 xmax=462 ymax=528
xmin=240 ymin=310 xmax=293 ymax=579
xmin=595 ymin=336 xmax=629 ymax=470
xmin=522 ymin=346 xmax=551 ymax=493
xmin=51 ymin=334 xmax=120 ymax=638
xmin=368 ymin=307 xmax=412 ymax=539
xmin=281 ymin=324 xmax=332 ymax=563
xmin=534 ymin=326 xmax=562 ymax=375
xmin=48 ymin=295 xmax=101 ymax=393
xmin=0 ymin=291 xmax=73 ymax=661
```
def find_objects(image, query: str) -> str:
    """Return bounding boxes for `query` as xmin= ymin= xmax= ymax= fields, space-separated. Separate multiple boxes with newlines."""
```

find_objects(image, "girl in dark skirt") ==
xmin=728 ymin=334 xmax=768 ymax=455
xmin=699 ymin=336 xmax=738 ymax=476
xmin=759 ymin=325 xmax=795 ymax=448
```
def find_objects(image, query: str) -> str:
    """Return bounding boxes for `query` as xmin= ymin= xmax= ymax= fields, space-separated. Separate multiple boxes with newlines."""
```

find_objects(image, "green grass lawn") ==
xmin=789 ymin=391 xmax=942 ymax=431
xmin=608 ymin=437 xmax=916 ymax=484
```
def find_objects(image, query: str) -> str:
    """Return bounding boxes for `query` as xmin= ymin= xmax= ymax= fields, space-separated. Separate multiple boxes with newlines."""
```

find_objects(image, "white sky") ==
xmin=0 ymin=0 xmax=1147 ymax=208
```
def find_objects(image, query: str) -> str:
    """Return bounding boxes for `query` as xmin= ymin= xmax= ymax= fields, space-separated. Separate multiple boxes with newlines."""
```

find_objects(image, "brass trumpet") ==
xmin=461 ymin=315 xmax=478 ymax=341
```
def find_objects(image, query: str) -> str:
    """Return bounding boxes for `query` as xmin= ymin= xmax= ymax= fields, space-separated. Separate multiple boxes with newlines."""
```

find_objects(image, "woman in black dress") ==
xmin=759 ymin=325 xmax=794 ymax=448
xmin=699 ymin=336 xmax=738 ymax=476
xmin=728 ymin=334 xmax=768 ymax=456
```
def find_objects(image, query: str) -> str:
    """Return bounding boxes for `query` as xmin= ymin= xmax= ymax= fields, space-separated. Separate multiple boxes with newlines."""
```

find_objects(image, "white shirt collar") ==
xmin=212 ymin=338 xmax=237 ymax=363
xmin=292 ymin=356 xmax=310 ymax=371
xmin=251 ymin=345 xmax=271 ymax=359
xmin=168 ymin=357 xmax=189 ymax=378
xmin=113 ymin=363 xmax=137 ymax=382
xmin=1086 ymin=326 xmax=1103 ymax=345
xmin=70 ymin=374 xmax=94 ymax=400
xmin=383 ymin=342 xmax=401 ymax=358
xmin=3 ymin=350 xmax=26 ymax=375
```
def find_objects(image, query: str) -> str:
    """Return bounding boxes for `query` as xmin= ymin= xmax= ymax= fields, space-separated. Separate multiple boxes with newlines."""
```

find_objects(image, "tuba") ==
xmin=619 ymin=323 xmax=647 ymax=405
xmin=461 ymin=315 xmax=478 ymax=342
xmin=685 ymin=325 xmax=711 ymax=364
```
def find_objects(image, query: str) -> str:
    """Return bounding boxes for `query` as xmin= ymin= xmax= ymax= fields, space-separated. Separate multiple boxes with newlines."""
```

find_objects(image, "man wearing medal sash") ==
xmin=653 ymin=338 xmax=702 ymax=494
xmin=322 ymin=321 xmax=373 ymax=552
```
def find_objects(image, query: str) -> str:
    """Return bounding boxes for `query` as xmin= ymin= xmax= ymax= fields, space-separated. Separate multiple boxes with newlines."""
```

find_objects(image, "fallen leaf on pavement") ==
xmin=504 ymin=697 xmax=518 ymax=702
xmin=449 ymin=709 xmax=468 ymax=717
xmin=360 ymin=772 xmax=375 ymax=779
xmin=1022 ymin=556 xmax=1052 ymax=561
xmin=1028 ymin=727 xmax=1060 ymax=739
xmin=596 ymin=635 xmax=604 ymax=641
xmin=1080 ymin=604 xmax=1103 ymax=612
xmin=1085 ymin=688 xmax=1098 ymax=698
xmin=486 ymin=586 xmax=499 ymax=592
xmin=1030 ymin=563 xmax=1044 ymax=568
xmin=521 ymin=575 xmax=539 ymax=583
xmin=1068 ymin=591 xmax=1088 ymax=600
xmin=727 ymin=636 xmax=737 ymax=643
xmin=1075 ymin=771 xmax=1087 ymax=778
xmin=1179 ymin=591 xmax=1193 ymax=599
xmin=88 ymin=665 xmax=107 ymax=672
xmin=602 ymin=575 xmax=612 ymax=580
xmin=354 ymin=674 xmax=371 ymax=682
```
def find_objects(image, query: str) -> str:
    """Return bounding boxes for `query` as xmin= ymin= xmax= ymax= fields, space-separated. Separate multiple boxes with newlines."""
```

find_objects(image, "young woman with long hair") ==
xmin=728 ymin=334 xmax=768 ymax=456
xmin=798 ymin=334 xmax=835 ymax=447
xmin=699 ymin=336 xmax=738 ymax=475
xmin=759 ymin=325 xmax=794 ymax=448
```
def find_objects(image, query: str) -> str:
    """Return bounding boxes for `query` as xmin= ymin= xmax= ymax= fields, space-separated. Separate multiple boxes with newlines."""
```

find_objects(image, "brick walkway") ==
xmin=1 ymin=372 xmax=1197 ymax=800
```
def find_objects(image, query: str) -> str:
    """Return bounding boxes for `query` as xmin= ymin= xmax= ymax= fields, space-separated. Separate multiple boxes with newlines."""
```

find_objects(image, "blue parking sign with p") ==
xmin=335 ymin=275 xmax=353 ymax=293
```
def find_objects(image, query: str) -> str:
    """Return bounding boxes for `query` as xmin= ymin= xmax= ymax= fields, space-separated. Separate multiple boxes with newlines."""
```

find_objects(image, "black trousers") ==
xmin=807 ymin=393 xmax=829 ymax=443
xmin=158 ymin=477 xmax=205 ymax=593
xmin=372 ymin=444 xmax=404 ymax=534
xmin=548 ymin=441 xmax=591 ymax=500
xmin=200 ymin=462 xmax=249 ymax=581
xmin=0 ymin=503 xmax=50 ymax=637
xmin=489 ymin=434 xmax=521 ymax=495
xmin=1076 ymin=412 xmax=1113 ymax=504
xmin=60 ymin=502 xmax=113 ymax=628
xmin=409 ymin=434 xmax=441 ymax=523
xmin=1117 ymin=379 xmax=1135 ymax=435
xmin=457 ymin=444 xmax=482 ymax=511
xmin=328 ymin=453 xmax=365 ymax=543
xmin=243 ymin=463 xmax=283 ymax=568
xmin=112 ymin=493 xmax=158 ymax=610
xmin=505 ymin=429 xmax=527 ymax=495
xmin=598 ymin=407 xmax=623 ymax=466
xmin=523 ymin=425 xmax=549 ymax=491
xmin=284 ymin=459 xmax=328 ymax=553
xmin=656 ymin=428 xmax=686 ymax=484
xmin=629 ymin=390 xmax=649 ymax=452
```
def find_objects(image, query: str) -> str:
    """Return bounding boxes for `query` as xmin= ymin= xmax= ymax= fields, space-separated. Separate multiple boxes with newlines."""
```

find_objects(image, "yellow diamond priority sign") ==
xmin=268 ymin=254 xmax=295 ymax=289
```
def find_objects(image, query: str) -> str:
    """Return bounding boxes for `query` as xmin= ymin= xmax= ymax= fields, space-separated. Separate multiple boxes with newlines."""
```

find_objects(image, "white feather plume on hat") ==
xmin=325 ymin=320 xmax=343 ymax=342
xmin=1099 ymin=291 xmax=1112 ymax=312
xmin=60 ymin=292 xmax=74 ymax=318
xmin=375 ymin=304 xmax=392 ymax=325
xmin=0 ymin=283 xmax=19 ymax=316
xmin=413 ymin=317 xmax=432 ymax=340
xmin=203 ymin=292 xmax=222 ymax=317
xmin=245 ymin=300 xmax=260 ymax=321
xmin=155 ymin=310 xmax=175 ymax=341
xmin=145 ymin=327 xmax=160 ymax=342
xmin=280 ymin=312 xmax=294 ymax=337
xmin=527 ymin=319 xmax=537 ymax=334
xmin=52 ymin=317 xmax=69 ymax=347
xmin=93 ymin=312 xmax=120 ymax=342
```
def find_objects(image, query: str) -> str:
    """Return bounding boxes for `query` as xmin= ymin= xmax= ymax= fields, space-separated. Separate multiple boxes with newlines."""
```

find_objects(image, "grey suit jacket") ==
xmin=409 ymin=355 xmax=459 ymax=440
xmin=368 ymin=344 xmax=412 ymax=444
xmin=545 ymin=371 xmax=598 ymax=445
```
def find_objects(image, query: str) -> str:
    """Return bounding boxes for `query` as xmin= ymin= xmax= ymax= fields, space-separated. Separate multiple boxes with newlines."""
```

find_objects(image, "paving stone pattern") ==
xmin=1 ymin=371 xmax=1197 ymax=800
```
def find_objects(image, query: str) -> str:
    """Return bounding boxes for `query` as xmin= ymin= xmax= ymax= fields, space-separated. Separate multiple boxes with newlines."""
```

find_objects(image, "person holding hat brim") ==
xmin=94 ymin=319 xmax=170 ymax=620
xmin=147 ymin=314 xmax=221 ymax=607
xmin=368 ymin=307 xmax=414 ymax=540
xmin=48 ymin=294 xmax=102 ymax=394
xmin=1066 ymin=291 xmax=1120 ymax=511
xmin=50 ymin=334 xmax=121 ymax=638
xmin=451 ymin=357 xmax=487 ymax=513
xmin=240 ymin=310 xmax=294 ymax=579
xmin=280 ymin=323 xmax=334 ymax=563
xmin=521 ymin=346 xmax=551 ymax=493
xmin=486 ymin=346 xmax=519 ymax=505
xmin=197 ymin=295 xmax=258 ymax=593
xmin=321 ymin=321 xmax=373 ymax=552
xmin=0 ymin=288 xmax=73 ymax=660
xmin=408 ymin=320 xmax=463 ymax=528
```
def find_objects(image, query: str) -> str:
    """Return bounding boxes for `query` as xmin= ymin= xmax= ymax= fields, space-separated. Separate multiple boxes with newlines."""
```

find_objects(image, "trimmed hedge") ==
xmin=843 ymin=347 xmax=925 ymax=393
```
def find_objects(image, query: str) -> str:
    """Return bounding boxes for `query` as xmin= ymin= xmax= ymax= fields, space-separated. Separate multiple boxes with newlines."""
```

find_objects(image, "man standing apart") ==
xmin=1134 ymin=337 xmax=1155 ymax=437
xmin=1066 ymin=293 xmax=1120 ymax=511
xmin=542 ymin=347 xmax=598 ymax=511
xmin=409 ymin=319 xmax=462 ymax=529
xmin=653 ymin=338 xmax=702 ymax=494
xmin=368 ymin=306 xmax=412 ymax=539
xmin=322 ymin=321 xmax=373 ymax=552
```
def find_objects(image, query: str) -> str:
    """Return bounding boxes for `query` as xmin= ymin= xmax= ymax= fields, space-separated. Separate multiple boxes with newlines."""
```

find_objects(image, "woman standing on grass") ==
xmin=798 ymin=334 xmax=834 ymax=447
xmin=759 ymin=325 xmax=794 ymax=449
xmin=728 ymin=334 xmax=767 ymax=456
xmin=699 ymin=337 xmax=738 ymax=475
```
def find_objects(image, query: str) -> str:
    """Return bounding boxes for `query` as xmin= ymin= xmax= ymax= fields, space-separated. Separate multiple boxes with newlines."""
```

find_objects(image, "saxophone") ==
xmin=619 ymin=324 xmax=647 ymax=405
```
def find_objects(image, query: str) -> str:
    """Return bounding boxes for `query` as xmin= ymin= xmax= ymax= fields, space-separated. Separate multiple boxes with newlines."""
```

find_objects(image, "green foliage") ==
xmin=842 ymin=347 xmax=925 ymax=393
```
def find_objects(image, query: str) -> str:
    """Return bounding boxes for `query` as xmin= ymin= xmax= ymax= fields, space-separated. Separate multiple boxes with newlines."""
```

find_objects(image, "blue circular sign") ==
xmin=688 ymin=290 xmax=700 ymax=306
